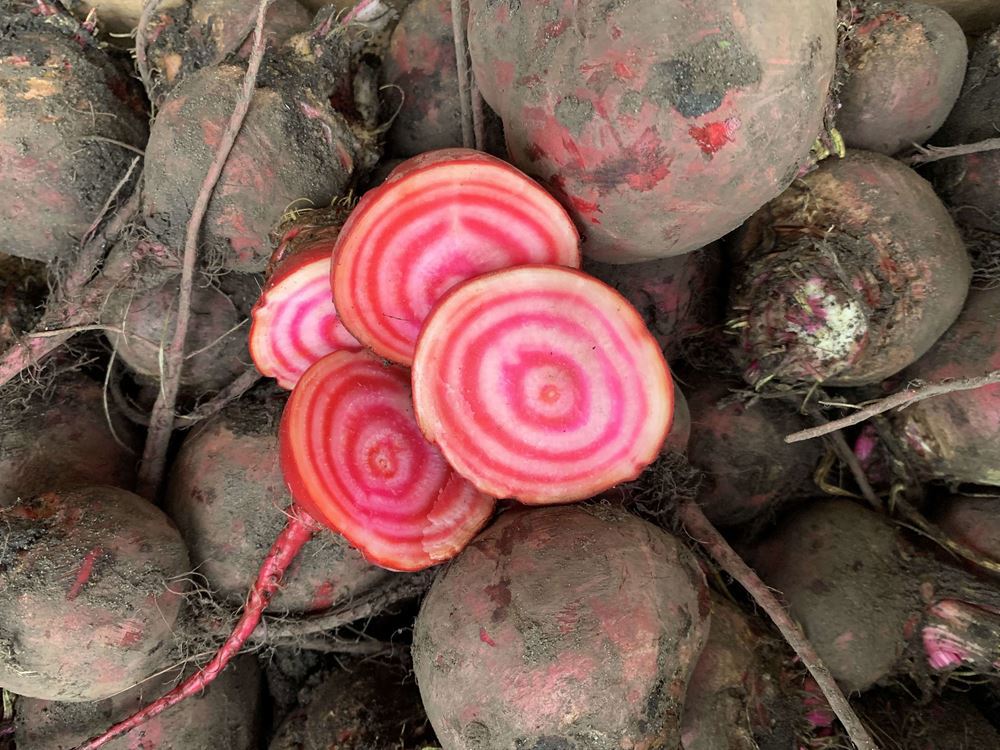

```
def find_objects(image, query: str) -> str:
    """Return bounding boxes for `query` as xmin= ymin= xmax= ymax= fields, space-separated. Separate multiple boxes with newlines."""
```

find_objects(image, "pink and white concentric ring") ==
xmin=250 ymin=246 xmax=362 ymax=390
xmin=412 ymin=265 xmax=674 ymax=504
xmin=332 ymin=148 xmax=580 ymax=366
xmin=279 ymin=351 xmax=496 ymax=572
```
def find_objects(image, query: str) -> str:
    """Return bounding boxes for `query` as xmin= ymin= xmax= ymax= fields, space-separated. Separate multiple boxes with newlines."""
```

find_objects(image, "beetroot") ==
xmin=925 ymin=0 xmax=1000 ymax=30
xmin=249 ymin=211 xmax=362 ymax=390
xmin=686 ymin=382 xmax=823 ymax=527
xmin=933 ymin=27 xmax=1000 ymax=235
xmin=0 ymin=18 xmax=146 ymax=264
xmin=0 ymin=373 xmax=138 ymax=507
xmin=280 ymin=350 xmax=496 ymax=571
xmin=583 ymin=245 xmax=723 ymax=361
xmin=15 ymin=656 xmax=262 ymax=750
xmin=729 ymin=149 xmax=971 ymax=387
xmin=102 ymin=274 xmax=250 ymax=394
xmin=937 ymin=496 xmax=1000 ymax=563
xmin=412 ymin=505 xmax=711 ymax=750
xmin=268 ymin=661 xmax=430 ymax=749
xmin=467 ymin=0 xmax=837 ymax=262
xmin=748 ymin=499 xmax=1000 ymax=691
xmin=836 ymin=2 xmax=967 ymax=155
xmin=165 ymin=391 xmax=398 ymax=613
xmin=412 ymin=265 xmax=673 ymax=503
xmin=142 ymin=17 xmax=380 ymax=273
xmin=887 ymin=288 xmax=1000 ymax=485
xmin=0 ymin=487 xmax=190 ymax=701
xmin=382 ymin=0 xmax=504 ymax=157
xmin=331 ymin=148 xmax=581 ymax=365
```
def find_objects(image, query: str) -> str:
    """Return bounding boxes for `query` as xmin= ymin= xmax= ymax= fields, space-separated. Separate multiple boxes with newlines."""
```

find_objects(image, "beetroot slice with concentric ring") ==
xmin=279 ymin=350 xmax=496 ymax=571
xmin=332 ymin=148 xmax=581 ymax=366
xmin=250 ymin=241 xmax=362 ymax=390
xmin=412 ymin=265 xmax=673 ymax=504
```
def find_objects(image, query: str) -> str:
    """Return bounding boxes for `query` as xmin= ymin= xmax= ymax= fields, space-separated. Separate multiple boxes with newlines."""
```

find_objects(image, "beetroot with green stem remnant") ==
xmin=331 ymin=148 xmax=581 ymax=366
xmin=413 ymin=505 xmax=711 ymax=750
xmin=249 ymin=210 xmax=362 ymax=390
xmin=412 ymin=265 xmax=673 ymax=504
xmin=729 ymin=149 xmax=971 ymax=387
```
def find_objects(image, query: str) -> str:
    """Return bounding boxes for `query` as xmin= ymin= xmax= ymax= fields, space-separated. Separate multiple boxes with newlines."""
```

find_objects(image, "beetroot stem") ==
xmin=72 ymin=507 xmax=320 ymax=750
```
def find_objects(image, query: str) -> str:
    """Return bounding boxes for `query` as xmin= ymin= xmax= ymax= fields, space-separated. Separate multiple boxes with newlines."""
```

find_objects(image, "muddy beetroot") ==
xmin=412 ymin=265 xmax=672 ymax=503
xmin=467 ymin=0 xmax=837 ymax=262
xmin=281 ymin=350 xmax=496 ymax=571
xmin=332 ymin=149 xmax=580 ymax=365
xmin=729 ymin=149 xmax=970 ymax=387
xmin=0 ymin=487 xmax=190 ymax=702
xmin=837 ymin=3 xmax=967 ymax=155
xmin=413 ymin=505 xmax=710 ymax=750
xmin=249 ymin=213 xmax=361 ymax=390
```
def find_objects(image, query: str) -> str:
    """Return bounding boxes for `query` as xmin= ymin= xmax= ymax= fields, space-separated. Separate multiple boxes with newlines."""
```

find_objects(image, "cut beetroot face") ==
xmin=412 ymin=265 xmax=673 ymax=504
xmin=279 ymin=350 xmax=496 ymax=571
xmin=332 ymin=148 xmax=581 ymax=365
xmin=250 ymin=244 xmax=362 ymax=389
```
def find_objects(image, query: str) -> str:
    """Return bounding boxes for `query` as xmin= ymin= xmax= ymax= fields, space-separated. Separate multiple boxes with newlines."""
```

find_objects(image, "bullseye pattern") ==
xmin=332 ymin=148 xmax=581 ymax=365
xmin=250 ymin=246 xmax=362 ymax=389
xmin=412 ymin=266 xmax=673 ymax=504
xmin=279 ymin=351 xmax=496 ymax=571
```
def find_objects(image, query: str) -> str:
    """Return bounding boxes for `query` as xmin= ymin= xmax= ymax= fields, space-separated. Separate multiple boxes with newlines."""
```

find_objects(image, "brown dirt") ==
xmin=0 ymin=486 xmax=190 ymax=701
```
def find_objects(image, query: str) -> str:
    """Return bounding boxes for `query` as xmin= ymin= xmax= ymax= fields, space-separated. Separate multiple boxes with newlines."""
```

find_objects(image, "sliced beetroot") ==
xmin=165 ymin=391 xmax=396 ymax=613
xmin=412 ymin=265 xmax=672 ymax=504
xmin=729 ymin=149 xmax=970 ymax=387
xmin=250 ymin=220 xmax=362 ymax=390
xmin=279 ymin=350 xmax=496 ymax=571
xmin=467 ymin=0 xmax=837 ymax=262
xmin=331 ymin=148 xmax=580 ymax=365
xmin=837 ymin=3 xmax=967 ymax=155
xmin=412 ymin=505 xmax=711 ymax=750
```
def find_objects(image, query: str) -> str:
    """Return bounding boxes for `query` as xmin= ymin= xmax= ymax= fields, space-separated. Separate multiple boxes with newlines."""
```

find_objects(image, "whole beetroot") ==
xmin=15 ymin=655 xmax=262 ymax=750
xmin=0 ymin=16 xmax=146 ymax=264
xmin=142 ymin=15 xmax=380 ymax=272
xmin=749 ymin=499 xmax=1000 ymax=692
xmin=836 ymin=2 xmax=967 ymax=155
xmin=467 ymin=0 xmax=837 ymax=262
xmin=936 ymin=496 xmax=1000 ymax=563
xmin=686 ymin=382 xmax=822 ymax=527
xmin=165 ymin=390 xmax=399 ymax=613
xmin=0 ymin=487 xmax=190 ymax=702
xmin=413 ymin=505 xmax=710 ymax=750
xmin=887 ymin=288 xmax=1000 ymax=486
xmin=729 ymin=149 xmax=971 ymax=387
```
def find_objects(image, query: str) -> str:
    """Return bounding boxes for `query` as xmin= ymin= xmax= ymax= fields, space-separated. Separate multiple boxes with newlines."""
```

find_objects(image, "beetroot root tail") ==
xmin=72 ymin=507 xmax=320 ymax=750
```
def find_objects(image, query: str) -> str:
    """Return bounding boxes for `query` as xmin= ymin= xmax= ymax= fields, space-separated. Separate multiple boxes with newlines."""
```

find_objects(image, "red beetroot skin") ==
xmin=888 ymin=288 xmax=1000 ymax=485
xmin=413 ymin=505 xmax=711 ymax=750
xmin=937 ymin=496 xmax=1000 ymax=562
xmin=467 ymin=0 xmax=837 ymax=262
xmin=0 ymin=487 xmax=190 ymax=702
xmin=165 ymin=393 xmax=397 ymax=613
xmin=837 ymin=3 xmax=967 ymax=155
xmin=15 ymin=656 xmax=262 ymax=750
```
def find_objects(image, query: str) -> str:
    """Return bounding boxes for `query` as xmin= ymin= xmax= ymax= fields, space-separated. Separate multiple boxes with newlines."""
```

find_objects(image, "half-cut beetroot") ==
xmin=412 ymin=265 xmax=673 ymax=504
xmin=279 ymin=350 xmax=496 ymax=571
xmin=331 ymin=148 xmax=581 ymax=365
xmin=250 ymin=241 xmax=361 ymax=390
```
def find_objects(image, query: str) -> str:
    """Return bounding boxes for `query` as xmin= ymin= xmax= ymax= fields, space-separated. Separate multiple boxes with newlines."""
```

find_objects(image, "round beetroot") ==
xmin=467 ymin=0 xmax=837 ymax=262
xmin=0 ymin=486 xmax=190 ymax=702
xmin=165 ymin=391 xmax=398 ymax=613
xmin=413 ymin=505 xmax=710 ymax=749
xmin=15 ymin=655 xmax=262 ymax=750
xmin=836 ymin=3 xmax=967 ymax=155
xmin=729 ymin=149 xmax=970 ymax=386
xmin=937 ymin=496 xmax=1000 ymax=562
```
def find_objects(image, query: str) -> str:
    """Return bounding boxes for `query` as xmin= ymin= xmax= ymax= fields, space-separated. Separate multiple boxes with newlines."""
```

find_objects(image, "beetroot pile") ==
xmin=2 ymin=0 xmax=1000 ymax=748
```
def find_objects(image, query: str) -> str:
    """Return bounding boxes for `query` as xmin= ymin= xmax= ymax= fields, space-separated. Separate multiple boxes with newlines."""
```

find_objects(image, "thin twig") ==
xmin=827 ymin=431 xmax=883 ymax=512
xmin=79 ymin=136 xmax=146 ymax=156
xmin=450 ymin=0 xmax=473 ymax=148
xmin=177 ymin=367 xmax=262 ymax=424
xmin=135 ymin=0 xmax=166 ymax=108
xmin=677 ymin=500 xmax=880 ymax=750
xmin=903 ymin=137 xmax=1000 ymax=166
xmin=80 ymin=158 xmax=141 ymax=250
xmin=785 ymin=371 xmax=1000 ymax=443
xmin=471 ymin=81 xmax=485 ymax=151
xmin=137 ymin=0 xmax=274 ymax=500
